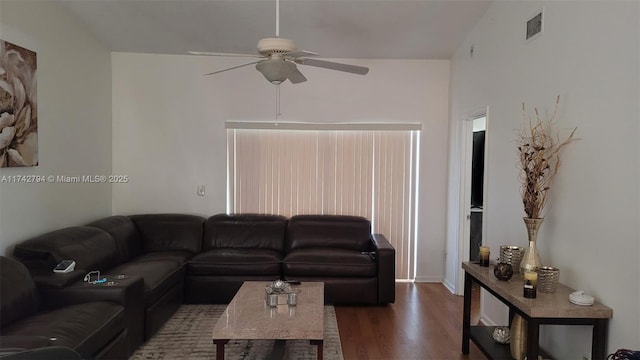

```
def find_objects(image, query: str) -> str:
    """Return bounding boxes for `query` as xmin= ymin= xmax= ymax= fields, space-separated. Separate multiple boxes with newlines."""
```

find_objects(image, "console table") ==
xmin=461 ymin=262 xmax=613 ymax=360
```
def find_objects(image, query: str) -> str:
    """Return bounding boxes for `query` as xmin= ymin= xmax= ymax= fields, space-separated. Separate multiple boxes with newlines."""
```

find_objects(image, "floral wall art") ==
xmin=0 ymin=39 xmax=37 ymax=167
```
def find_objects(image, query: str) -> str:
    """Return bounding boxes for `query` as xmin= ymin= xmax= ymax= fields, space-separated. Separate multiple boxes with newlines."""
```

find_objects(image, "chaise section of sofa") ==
xmin=282 ymin=215 xmax=395 ymax=304
xmin=185 ymin=214 xmax=287 ymax=303
xmin=0 ymin=256 xmax=129 ymax=360
xmin=87 ymin=214 xmax=204 ymax=340
xmin=11 ymin=213 xmax=205 ymax=352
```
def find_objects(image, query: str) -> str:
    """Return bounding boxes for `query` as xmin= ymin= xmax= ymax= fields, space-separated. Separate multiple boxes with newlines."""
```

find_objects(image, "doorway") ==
xmin=469 ymin=117 xmax=486 ymax=262
xmin=454 ymin=109 xmax=489 ymax=295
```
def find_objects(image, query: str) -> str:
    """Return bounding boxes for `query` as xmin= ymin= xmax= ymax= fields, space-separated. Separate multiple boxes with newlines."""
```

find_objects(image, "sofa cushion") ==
xmin=1 ymin=301 xmax=124 ymax=356
xmin=86 ymin=215 xmax=143 ymax=263
xmin=130 ymin=214 xmax=204 ymax=254
xmin=286 ymin=215 xmax=372 ymax=252
xmin=188 ymin=249 xmax=281 ymax=276
xmin=108 ymin=260 xmax=184 ymax=306
xmin=13 ymin=227 xmax=118 ymax=274
xmin=203 ymin=214 xmax=287 ymax=252
xmin=0 ymin=257 xmax=40 ymax=328
xmin=283 ymin=249 xmax=376 ymax=277
xmin=133 ymin=250 xmax=194 ymax=264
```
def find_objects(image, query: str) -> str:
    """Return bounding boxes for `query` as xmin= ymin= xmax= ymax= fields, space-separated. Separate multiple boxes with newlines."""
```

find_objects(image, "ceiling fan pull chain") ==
xmin=275 ymin=84 xmax=282 ymax=121
xmin=275 ymin=0 xmax=280 ymax=38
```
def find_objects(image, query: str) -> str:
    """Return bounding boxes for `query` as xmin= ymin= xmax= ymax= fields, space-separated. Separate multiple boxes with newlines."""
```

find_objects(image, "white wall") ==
xmin=448 ymin=1 xmax=639 ymax=357
xmin=111 ymin=54 xmax=450 ymax=281
xmin=0 ymin=1 xmax=112 ymax=255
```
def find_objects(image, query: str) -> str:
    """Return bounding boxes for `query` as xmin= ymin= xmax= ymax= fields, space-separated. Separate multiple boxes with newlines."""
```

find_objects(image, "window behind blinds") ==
xmin=227 ymin=123 xmax=420 ymax=280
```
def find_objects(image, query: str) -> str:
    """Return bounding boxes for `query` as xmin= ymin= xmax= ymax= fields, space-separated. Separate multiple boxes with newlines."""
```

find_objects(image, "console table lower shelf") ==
xmin=461 ymin=262 xmax=613 ymax=360
xmin=470 ymin=326 xmax=512 ymax=359
xmin=469 ymin=326 xmax=553 ymax=359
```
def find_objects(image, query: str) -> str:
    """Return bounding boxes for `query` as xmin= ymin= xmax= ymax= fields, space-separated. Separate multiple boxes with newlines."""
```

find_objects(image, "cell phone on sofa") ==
xmin=53 ymin=260 xmax=76 ymax=273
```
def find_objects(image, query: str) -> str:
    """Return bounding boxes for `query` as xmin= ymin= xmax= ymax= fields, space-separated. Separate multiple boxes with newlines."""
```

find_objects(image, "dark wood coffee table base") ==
xmin=310 ymin=339 xmax=324 ymax=360
xmin=213 ymin=339 xmax=323 ymax=360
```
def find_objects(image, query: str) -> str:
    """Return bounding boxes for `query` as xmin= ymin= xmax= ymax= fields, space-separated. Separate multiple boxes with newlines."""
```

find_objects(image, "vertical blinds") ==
xmin=227 ymin=124 xmax=420 ymax=280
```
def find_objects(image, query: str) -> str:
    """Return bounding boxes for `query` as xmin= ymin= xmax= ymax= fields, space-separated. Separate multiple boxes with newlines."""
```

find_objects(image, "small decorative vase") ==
xmin=493 ymin=262 xmax=514 ymax=281
xmin=520 ymin=217 xmax=543 ymax=275
xmin=510 ymin=314 xmax=527 ymax=360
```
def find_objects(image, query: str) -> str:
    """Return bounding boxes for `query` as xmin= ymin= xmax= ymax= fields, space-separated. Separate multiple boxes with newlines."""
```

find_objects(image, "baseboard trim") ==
xmin=414 ymin=275 xmax=442 ymax=283
xmin=480 ymin=314 xmax=499 ymax=326
xmin=442 ymin=279 xmax=456 ymax=294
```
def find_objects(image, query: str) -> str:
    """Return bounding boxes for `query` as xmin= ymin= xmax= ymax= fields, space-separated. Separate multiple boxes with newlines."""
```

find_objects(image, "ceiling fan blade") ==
xmin=203 ymin=60 xmax=262 ymax=76
xmin=288 ymin=67 xmax=307 ymax=84
xmin=283 ymin=50 xmax=318 ymax=59
xmin=189 ymin=51 xmax=261 ymax=58
xmin=299 ymin=58 xmax=369 ymax=75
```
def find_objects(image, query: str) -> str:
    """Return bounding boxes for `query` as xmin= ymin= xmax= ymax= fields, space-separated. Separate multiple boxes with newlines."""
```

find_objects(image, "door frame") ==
xmin=453 ymin=107 xmax=489 ymax=295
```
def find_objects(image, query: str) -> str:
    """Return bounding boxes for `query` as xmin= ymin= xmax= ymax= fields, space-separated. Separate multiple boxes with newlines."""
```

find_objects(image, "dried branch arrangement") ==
xmin=518 ymin=96 xmax=576 ymax=219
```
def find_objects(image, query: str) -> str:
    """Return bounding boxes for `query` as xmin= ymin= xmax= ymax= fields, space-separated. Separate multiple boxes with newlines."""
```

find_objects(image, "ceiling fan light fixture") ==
xmin=192 ymin=0 xmax=369 ymax=84
xmin=256 ymin=58 xmax=295 ymax=85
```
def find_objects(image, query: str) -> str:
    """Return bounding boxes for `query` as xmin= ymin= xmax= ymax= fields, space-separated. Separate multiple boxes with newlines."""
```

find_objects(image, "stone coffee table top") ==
xmin=213 ymin=281 xmax=325 ymax=341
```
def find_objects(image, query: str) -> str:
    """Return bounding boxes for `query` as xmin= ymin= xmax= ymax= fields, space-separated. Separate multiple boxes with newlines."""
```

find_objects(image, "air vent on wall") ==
xmin=526 ymin=10 xmax=543 ymax=40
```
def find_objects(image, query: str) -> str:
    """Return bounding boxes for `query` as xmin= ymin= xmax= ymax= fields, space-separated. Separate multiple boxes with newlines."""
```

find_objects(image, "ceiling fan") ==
xmin=189 ymin=0 xmax=369 ymax=85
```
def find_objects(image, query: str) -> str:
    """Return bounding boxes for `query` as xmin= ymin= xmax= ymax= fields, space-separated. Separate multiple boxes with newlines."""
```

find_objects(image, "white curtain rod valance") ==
xmin=225 ymin=121 xmax=422 ymax=131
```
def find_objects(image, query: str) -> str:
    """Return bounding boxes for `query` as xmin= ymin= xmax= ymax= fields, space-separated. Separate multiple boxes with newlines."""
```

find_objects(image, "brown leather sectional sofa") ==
xmin=2 ymin=213 xmax=395 ymax=358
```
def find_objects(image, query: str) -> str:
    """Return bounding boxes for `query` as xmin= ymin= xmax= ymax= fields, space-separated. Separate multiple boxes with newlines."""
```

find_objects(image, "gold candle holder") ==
xmin=479 ymin=246 xmax=490 ymax=267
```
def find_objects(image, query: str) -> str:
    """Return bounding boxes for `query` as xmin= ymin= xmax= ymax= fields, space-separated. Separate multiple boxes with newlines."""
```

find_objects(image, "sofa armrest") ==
xmin=371 ymin=234 xmax=395 ymax=304
xmin=38 ymin=276 xmax=145 ymax=353
xmin=39 ymin=276 xmax=142 ymax=308
xmin=31 ymin=271 xmax=86 ymax=290
xmin=0 ymin=336 xmax=53 ymax=354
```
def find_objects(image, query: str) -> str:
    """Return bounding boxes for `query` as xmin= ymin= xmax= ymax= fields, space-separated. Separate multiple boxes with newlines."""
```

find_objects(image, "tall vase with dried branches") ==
xmin=518 ymin=96 xmax=576 ymax=274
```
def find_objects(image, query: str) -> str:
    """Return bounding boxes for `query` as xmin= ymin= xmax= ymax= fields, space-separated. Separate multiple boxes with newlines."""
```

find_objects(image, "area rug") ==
xmin=130 ymin=305 xmax=343 ymax=360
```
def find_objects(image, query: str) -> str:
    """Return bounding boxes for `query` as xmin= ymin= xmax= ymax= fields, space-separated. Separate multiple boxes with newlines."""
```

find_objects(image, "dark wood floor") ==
xmin=335 ymin=282 xmax=485 ymax=360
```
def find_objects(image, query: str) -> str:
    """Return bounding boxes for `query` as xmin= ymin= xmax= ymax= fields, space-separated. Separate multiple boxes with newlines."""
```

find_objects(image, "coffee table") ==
xmin=212 ymin=281 xmax=325 ymax=360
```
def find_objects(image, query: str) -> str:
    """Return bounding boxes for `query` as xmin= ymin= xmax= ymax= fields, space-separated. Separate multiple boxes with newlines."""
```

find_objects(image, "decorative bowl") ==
xmin=493 ymin=262 xmax=514 ymax=281
xmin=538 ymin=266 xmax=560 ymax=293
xmin=266 ymin=279 xmax=290 ymax=294
xmin=499 ymin=246 xmax=524 ymax=272
xmin=492 ymin=326 xmax=510 ymax=344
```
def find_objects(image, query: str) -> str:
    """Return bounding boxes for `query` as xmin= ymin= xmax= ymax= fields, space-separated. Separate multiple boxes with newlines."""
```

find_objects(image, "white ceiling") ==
xmin=58 ymin=0 xmax=492 ymax=59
